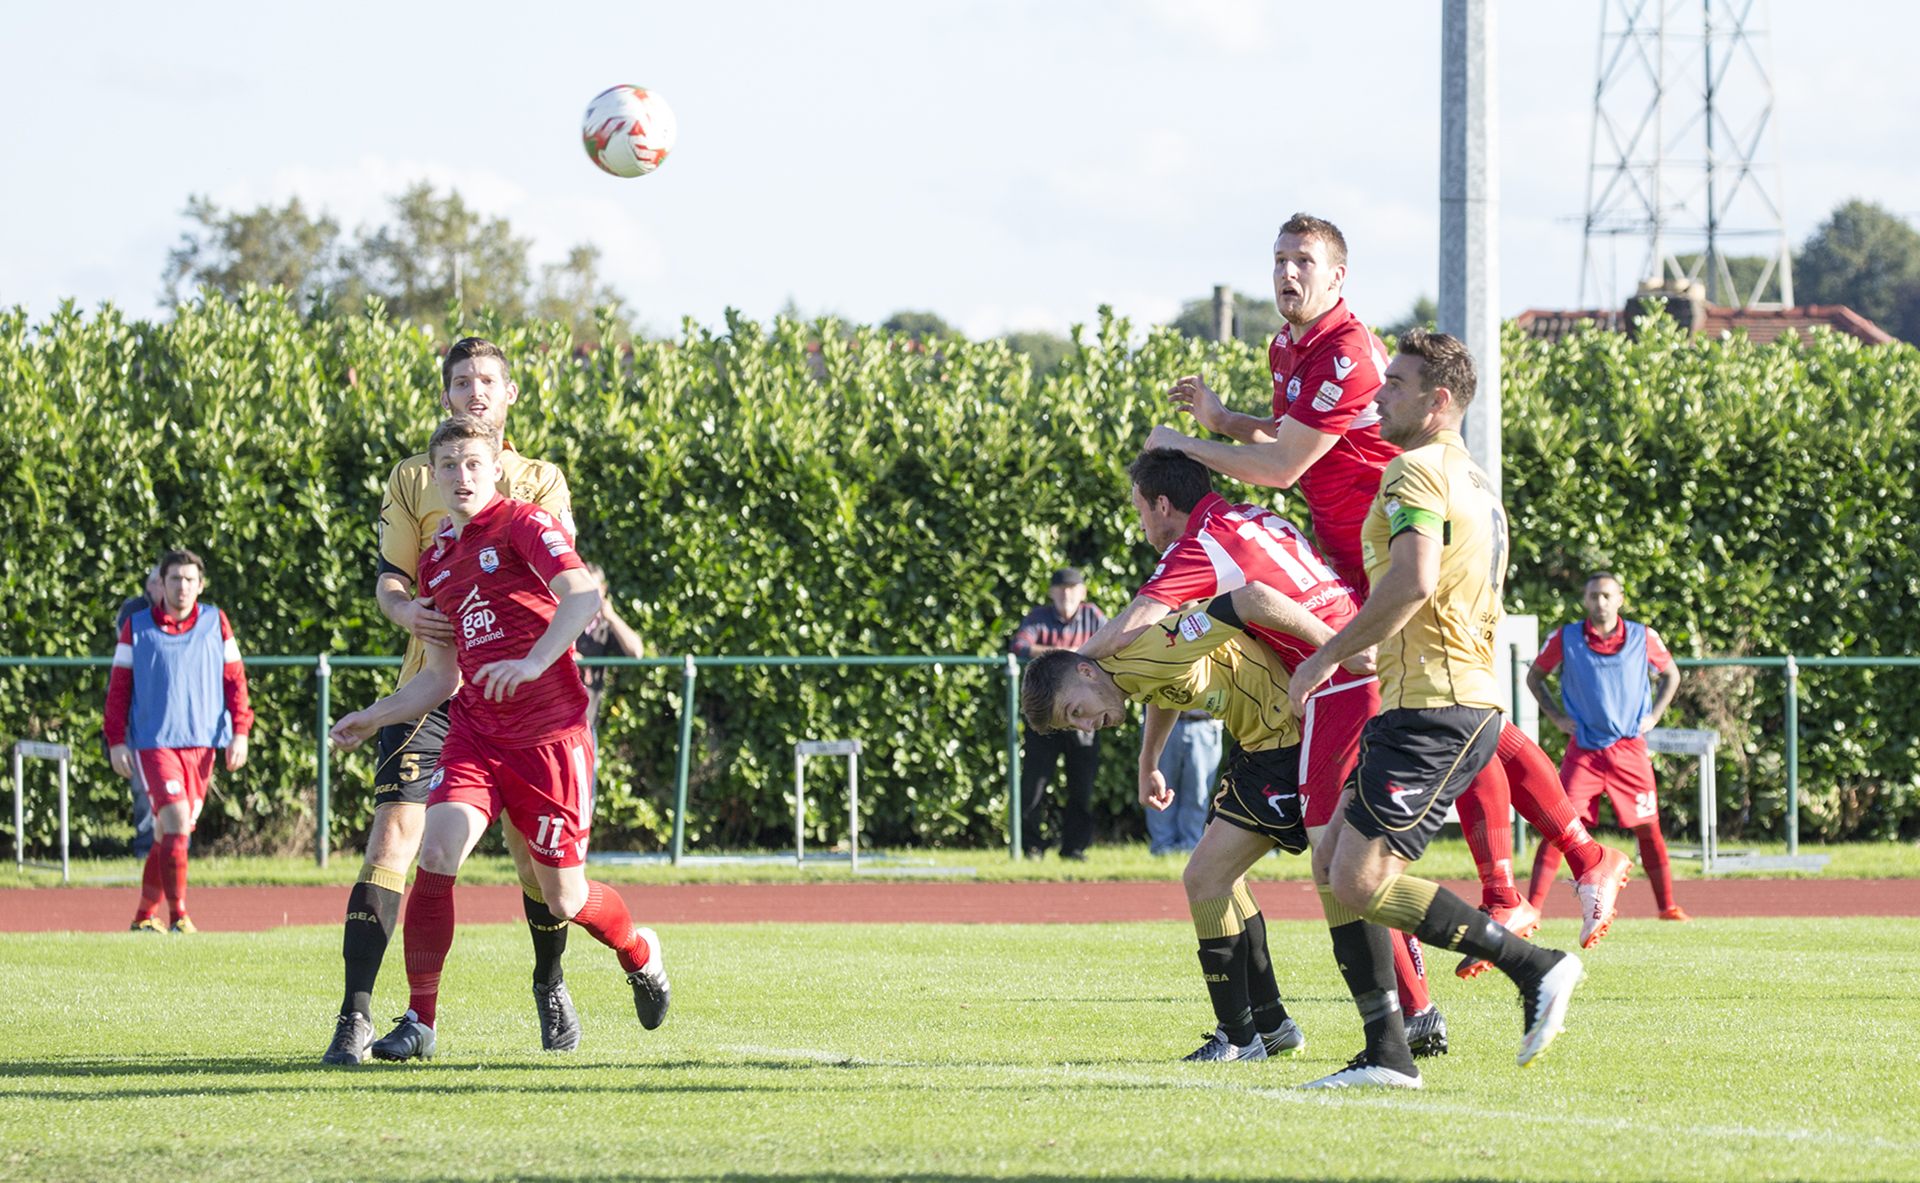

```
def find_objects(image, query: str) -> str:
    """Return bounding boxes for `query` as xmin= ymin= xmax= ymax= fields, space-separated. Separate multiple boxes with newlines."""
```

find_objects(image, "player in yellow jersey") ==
xmin=1284 ymin=330 xmax=1583 ymax=1089
xmin=323 ymin=338 xmax=584 ymax=1065
xmin=1022 ymin=602 xmax=1311 ymax=1064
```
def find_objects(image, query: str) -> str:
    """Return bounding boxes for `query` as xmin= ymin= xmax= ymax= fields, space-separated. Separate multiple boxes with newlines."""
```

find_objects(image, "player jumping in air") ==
xmin=329 ymin=416 xmax=669 ymax=1061
xmin=1146 ymin=213 xmax=1397 ymax=596
xmin=1023 ymin=603 xmax=1311 ymax=1064
xmin=105 ymin=549 xmax=252 ymax=934
xmin=1287 ymin=330 xmax=1583 ymax=1089
xmin=1526 ymin=572 xmax=1689 ymax=921
xmin=324 ymin=338 xmax=585 ymax=1065
xmin=1078 ymin=447 xmax=1448 ymax=1059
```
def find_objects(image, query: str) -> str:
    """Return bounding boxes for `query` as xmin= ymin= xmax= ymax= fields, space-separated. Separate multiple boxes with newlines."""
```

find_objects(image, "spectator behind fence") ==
xmin=1009 ymin=568 xmax=1107 ymax=860
xmin=103 ymin=549 xmax=252 ymax=934
xmin=574 ymin=563 xmax=645 ymax=742
xmin=1526 ymin=572 xmax=1690 ymax=922
xmin=110 ymin=562 xmax=165 ymax=858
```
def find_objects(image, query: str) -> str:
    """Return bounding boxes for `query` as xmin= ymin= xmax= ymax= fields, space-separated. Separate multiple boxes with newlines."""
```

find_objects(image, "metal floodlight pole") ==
xmin=1440 ymin=0 xmax=1501 ymax=494
xmin=1784 ymin=655 xmax=1799 ymax=855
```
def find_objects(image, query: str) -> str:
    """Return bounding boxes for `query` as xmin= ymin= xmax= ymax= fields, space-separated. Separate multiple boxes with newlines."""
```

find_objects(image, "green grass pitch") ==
xmin=2 ymin=918 xmax=1916 ymax=1182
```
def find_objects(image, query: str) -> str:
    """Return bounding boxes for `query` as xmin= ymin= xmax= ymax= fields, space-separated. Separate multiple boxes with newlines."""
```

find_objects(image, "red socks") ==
xmin=1635 ymin=824 xmax=1676 ymax=910
xmin=1498 ymin=724 xmax=1606 ymax=879
xmin=152 ymin=833 xmax=190 ymax=924
xmin=135 ymin=843 xmax=166 ymax=922
xmin=1459 ymin=761 xmax=1523 ymax=910
xmin=570 ymin=881 xmax=647 ymax=972
xmin=1391 ymin=930 xmax=1430 ymax=1011
xmin=403 ymin=869 xmax=458 ymax=1028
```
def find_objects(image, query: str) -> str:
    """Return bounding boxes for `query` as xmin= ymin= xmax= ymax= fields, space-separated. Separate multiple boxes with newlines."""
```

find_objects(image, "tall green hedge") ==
xmin=2 ymin=293 xmax=1915 ymax=854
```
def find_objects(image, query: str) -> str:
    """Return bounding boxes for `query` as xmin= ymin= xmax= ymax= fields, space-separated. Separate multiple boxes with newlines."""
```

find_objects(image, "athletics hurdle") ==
xmin=12 ymin=740 xmax=71 ymax=883
xmin=794 ymin=739 xmax=863 ymax=871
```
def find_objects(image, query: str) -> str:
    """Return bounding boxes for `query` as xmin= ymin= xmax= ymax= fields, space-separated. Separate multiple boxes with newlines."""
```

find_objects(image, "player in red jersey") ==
xmin=330 ymin=416 xmax=670 ymax=1059
xmin=1526 ymin=572 xmax=1686 ymax=922
xmin=1147 ymin=213 xmax=1398 ymax=596
xmin=1079 ymin=448 xmax=1447 ymax=1059
xmin=104 ymin=549 xmax=253 ymax=934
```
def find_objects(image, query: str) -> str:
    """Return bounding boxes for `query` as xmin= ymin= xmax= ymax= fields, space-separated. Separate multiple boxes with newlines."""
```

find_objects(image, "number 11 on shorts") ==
xmin=534 ymin=815 xmax=565 ymax=846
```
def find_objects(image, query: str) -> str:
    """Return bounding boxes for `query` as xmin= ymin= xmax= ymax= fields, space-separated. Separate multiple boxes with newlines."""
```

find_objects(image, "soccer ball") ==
xmin=581 ymin=85 xmax=677 ymax=178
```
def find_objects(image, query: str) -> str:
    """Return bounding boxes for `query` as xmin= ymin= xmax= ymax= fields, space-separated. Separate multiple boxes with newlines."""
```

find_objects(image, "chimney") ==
xmin=1627 ymin=278 xmax=1708 ymax=336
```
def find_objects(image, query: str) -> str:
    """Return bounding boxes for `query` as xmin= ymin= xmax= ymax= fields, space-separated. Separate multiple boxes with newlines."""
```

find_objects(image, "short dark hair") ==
xmin=159 ymin=549 xmax=204 ymax=581
xmin=1127 ymin=447 xmax=1214 ymax=513
xmin=1396 ymin=328 xmax=1477 ymax=409
xmin=442 ymin=336 xmax=511 ymax=391
xmin=1585 ymin=571 xmax=1623 ymax=591
xmin=1277 ymin=213 xmax=1348 ymax=268
xmin=1019 ymin=649 xmax=1087 ymax=733
xmin=427 ymin=414 xmax=502 ymax=463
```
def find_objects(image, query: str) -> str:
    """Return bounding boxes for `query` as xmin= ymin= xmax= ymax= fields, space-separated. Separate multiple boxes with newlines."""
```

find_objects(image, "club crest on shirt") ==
xmin=1178 ymin=613 xmax=1212 ymax=642
xmin=479 ymin=546 xmax=500 ymax=573
xmin=1314 ymin=380 xmax=1343 ymax=412
xmin=1285 ymin=376 xmax=1302 ymax=403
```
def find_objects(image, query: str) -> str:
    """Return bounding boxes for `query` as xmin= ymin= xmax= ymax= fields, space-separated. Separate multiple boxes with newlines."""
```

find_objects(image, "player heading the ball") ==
xmin=330 ymin=415 xmax=669 ymax=1060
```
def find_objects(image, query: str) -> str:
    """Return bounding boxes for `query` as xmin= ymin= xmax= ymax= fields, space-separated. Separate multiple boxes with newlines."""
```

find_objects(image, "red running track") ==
xmin=0 ymin=877 xmax=1913 ymax=933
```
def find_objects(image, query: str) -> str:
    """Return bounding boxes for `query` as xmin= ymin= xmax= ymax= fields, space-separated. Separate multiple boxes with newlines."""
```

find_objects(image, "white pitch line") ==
xmin=723 ymin=1044 xmax=1919 ymax=1154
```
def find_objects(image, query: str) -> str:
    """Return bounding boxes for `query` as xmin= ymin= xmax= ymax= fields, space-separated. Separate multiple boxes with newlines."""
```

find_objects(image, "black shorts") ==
xmin=1207 ymin=742 xmax=1307 ymax=854
xmin=373 ymin=701 xmax=451 ymax=807
xmin=1342 ymin=705 xmax=1502 ymax=861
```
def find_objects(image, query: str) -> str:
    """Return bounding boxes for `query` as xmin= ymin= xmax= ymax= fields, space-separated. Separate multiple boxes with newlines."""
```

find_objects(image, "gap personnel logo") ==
xmin=458 ymin=585 xmax=504 ymax=646
xmin=479 ymin=546 xmax=500 ymax=573
xmin=1314 ymin=380 xmax=1342 ymax=412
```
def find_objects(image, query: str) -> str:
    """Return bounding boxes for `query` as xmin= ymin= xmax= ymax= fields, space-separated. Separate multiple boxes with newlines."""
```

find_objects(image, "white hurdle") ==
xmin=13 ymin=740 xmax=71 ymax=883
xmin=794 ymin=739 xmax=862 ymax=871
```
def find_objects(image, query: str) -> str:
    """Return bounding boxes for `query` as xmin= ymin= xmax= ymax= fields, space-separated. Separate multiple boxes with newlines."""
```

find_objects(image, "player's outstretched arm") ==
xmin=1286 ymin=530 xmax=1437 ymax=713
xmin=1166 ymin=374 xmax=1280 ymax=444
xmin=1145 ymin=417 xmax=1339 ymax=491
xmin=1080 ymin=595 xmax=1173 ymax=660
xmin=471 ymin=568 xmax=602 ymax=703
xmin=330 ymin=644 xmax=461 ymax=752
xmin=1137 ymin=704 xmax=1178 ymax=812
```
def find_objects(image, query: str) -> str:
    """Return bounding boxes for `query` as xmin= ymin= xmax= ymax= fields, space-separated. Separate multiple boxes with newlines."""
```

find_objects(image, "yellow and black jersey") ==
xmin=1098 ymin=611 xmax=1298 ymax=752
xmin=378 ymin=443 xmax=572 ymax=687
xmin=1359 ymin=428 xmax=1506 ymax=710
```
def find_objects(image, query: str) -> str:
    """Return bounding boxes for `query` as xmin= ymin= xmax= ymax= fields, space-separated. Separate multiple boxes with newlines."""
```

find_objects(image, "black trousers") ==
xmin=1021 ymin=727 xmax=1098 ymax=857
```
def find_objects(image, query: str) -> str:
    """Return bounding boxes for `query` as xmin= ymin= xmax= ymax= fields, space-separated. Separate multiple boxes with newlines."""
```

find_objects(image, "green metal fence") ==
xmin=9 ymin=651 xmax=1918 ymax=864
xmin=0 ymin=653 xmax=1023 ymax=868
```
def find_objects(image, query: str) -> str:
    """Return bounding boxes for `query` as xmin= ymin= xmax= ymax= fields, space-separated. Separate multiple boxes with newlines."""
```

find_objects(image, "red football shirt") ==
xmin=1268 ymin=298 xmax=1401 ymax=593
xmin=417 ymin=495 xmax=591 ymax=747
xmin=1136 ymin=492 xmax=1359 ymax=672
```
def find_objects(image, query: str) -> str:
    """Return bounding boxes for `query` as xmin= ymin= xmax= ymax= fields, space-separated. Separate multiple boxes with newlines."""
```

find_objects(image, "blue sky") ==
xmin=3 ymin=1 xmax=1915 ymax=337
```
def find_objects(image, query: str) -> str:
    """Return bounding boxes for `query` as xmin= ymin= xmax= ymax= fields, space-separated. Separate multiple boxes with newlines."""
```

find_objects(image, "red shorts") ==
xmin=428 ymin=724 xmax=597 ymax=867
xmin=1560 ymin=734 xmax=1659 ymax=827
xmin=135 ymin=748 xmax=214 ymax=827
xmin=1298 ymin=671 xmax=1379 ymax=828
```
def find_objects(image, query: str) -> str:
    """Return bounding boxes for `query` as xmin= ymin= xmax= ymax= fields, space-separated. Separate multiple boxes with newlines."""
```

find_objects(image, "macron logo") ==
xmin=1333 ymin=355 xmax=1356 ymax=380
